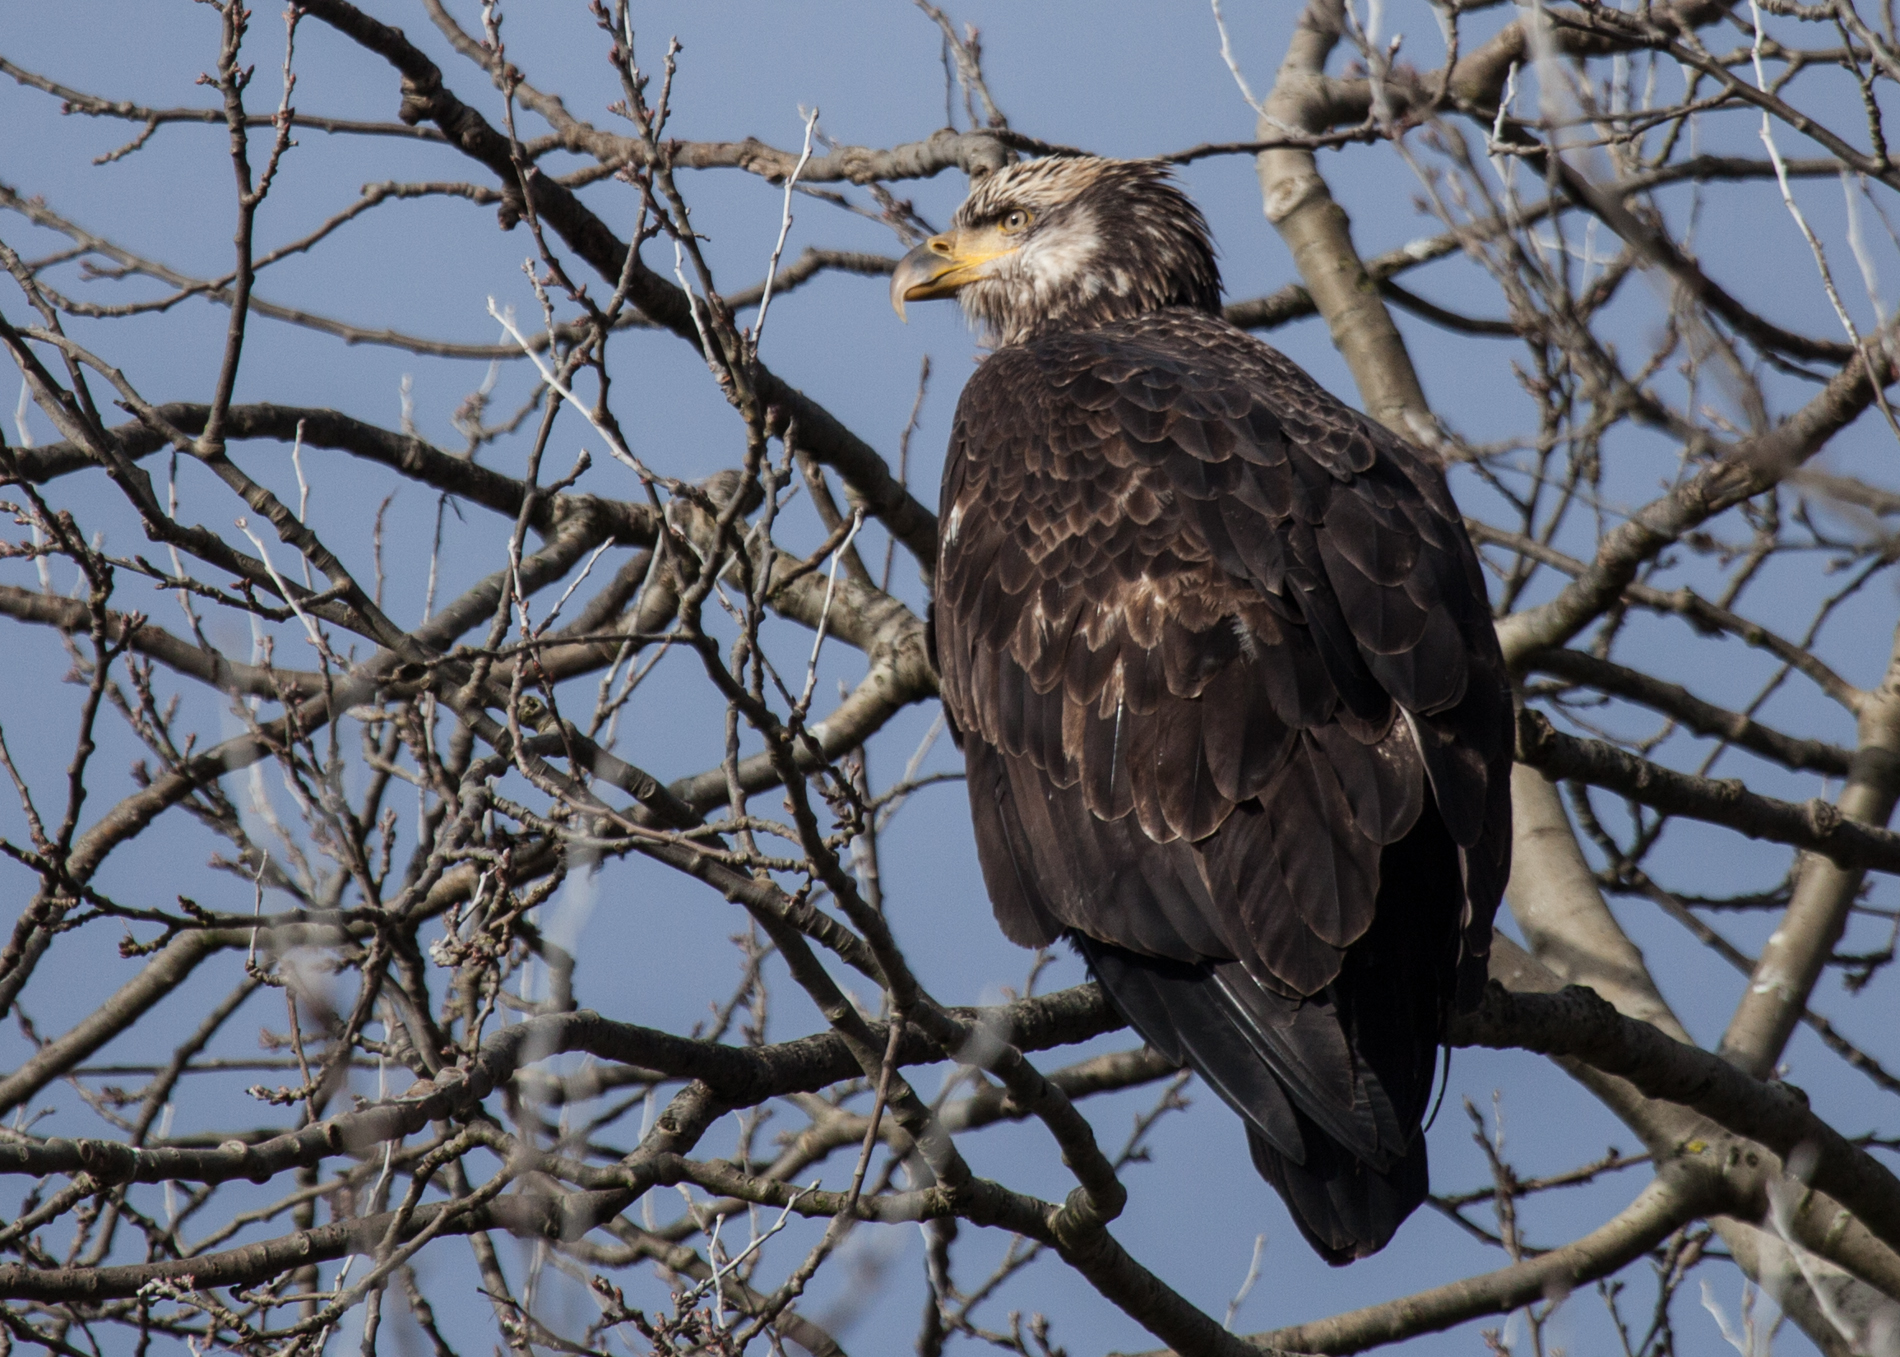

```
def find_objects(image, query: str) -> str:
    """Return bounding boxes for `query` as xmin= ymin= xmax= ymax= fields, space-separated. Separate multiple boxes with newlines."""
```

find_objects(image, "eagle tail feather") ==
xmin=1075 ymin=806 xmax=1466 ymax=1263
xmin=1078 ymin=938 xmax=1305 ymax=1155
xmin=1079 ymin=936 xmax=1427 ymax=1263
xmin=1245 ymin=1122 xmax=1429 ymax=1266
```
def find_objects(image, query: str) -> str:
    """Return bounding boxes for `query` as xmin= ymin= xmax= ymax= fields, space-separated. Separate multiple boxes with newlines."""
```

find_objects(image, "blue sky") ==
xmin=4 ymin=3 xmax=1896 ymax=1354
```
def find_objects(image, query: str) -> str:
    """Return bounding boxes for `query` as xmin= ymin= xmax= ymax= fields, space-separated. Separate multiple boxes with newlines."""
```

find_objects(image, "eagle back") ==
xmin=933 ymin=307 xmax=1511 ymax=1002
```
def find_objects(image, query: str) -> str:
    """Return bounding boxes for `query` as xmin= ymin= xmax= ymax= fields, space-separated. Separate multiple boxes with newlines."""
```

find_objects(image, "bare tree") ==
xmin=3 ymin=1 xmax=1900 ymax=1354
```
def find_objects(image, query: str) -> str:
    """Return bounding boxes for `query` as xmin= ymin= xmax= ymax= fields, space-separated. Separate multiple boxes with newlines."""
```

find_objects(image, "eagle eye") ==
xmin=999 ymin=208 xmax=1032 ymax=234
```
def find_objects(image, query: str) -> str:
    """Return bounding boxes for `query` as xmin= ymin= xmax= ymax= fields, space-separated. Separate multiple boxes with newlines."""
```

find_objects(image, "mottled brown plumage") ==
xmin=897 ymin=158 xmax=1512 ymax=1262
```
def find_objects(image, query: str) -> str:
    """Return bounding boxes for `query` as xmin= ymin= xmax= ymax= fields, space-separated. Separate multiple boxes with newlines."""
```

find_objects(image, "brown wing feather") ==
xmin=938 ymin=310 xmax=1509 ymax=995
xmin=935 ymin=307 xmax=1512 ymax=1259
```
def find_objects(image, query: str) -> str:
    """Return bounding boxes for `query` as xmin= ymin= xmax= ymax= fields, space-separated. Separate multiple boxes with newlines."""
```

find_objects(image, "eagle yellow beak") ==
xmin=889 ymin=228 xmax=1015 ymax=320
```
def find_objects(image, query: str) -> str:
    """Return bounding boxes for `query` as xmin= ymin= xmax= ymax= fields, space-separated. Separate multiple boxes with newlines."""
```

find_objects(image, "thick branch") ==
xmin=1720 ymin=632 xmax=1900 ymax=1076
xmin=1239 ymin=1177 xmax=1705 ymax=1354
xmin=1515 ymin=710 xmax=1900 ymax=875
xmin=1473 ymin=521 xmax=1862 ymax=709
xmin=0 ymin=985 xmax=1126 ymax=1181
xmin=1526 ymin=647 xmax=1852 ymax=777
xmin=1256 ymin=0 xmax=1429 ymax=435
xmin=1496 ymin=345 xmax=1897 ymax=663
xmin=1454 ymin=983 xmax=1900 ymax=1259
xmin=12 ymin=403 xmax=655 ymax=543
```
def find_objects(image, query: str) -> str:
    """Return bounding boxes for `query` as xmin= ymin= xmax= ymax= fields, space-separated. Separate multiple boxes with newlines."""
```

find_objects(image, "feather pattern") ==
xmin=935 ymin=305 xmax=1513 ymax=1262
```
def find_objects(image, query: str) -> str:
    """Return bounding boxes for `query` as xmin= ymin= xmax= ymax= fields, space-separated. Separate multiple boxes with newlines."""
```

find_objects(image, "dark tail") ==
xmin=1076 ymin=807 xmax=1464 ymax=1264
xmin=1243 ymin=1121 xmax=1428 ymax=1264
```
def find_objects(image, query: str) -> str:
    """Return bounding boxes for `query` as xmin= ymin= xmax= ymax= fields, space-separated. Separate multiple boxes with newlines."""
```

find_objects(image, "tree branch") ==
xmin=1514 ymin=709 xmax=1900 ymax=874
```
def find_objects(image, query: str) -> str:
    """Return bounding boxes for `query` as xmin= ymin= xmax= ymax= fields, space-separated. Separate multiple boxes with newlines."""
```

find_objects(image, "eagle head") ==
xmin=890 ymin=156 xmax=1222 ymax=348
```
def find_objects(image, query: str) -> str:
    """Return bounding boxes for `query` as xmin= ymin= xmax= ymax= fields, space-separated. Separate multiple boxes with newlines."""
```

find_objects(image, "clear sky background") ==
xmin=3 ymin=2 xmax=1897 ymax=1355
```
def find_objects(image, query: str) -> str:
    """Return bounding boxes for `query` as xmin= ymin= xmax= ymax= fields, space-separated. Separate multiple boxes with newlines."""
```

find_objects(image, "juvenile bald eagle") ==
xmin=891 ymin=157 xmax=1512 ymax=1263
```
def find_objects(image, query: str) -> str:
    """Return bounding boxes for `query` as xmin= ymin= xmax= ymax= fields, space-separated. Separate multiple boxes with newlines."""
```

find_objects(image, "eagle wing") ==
xmin=933 ymin=309 xmax=1512 ymax=1260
